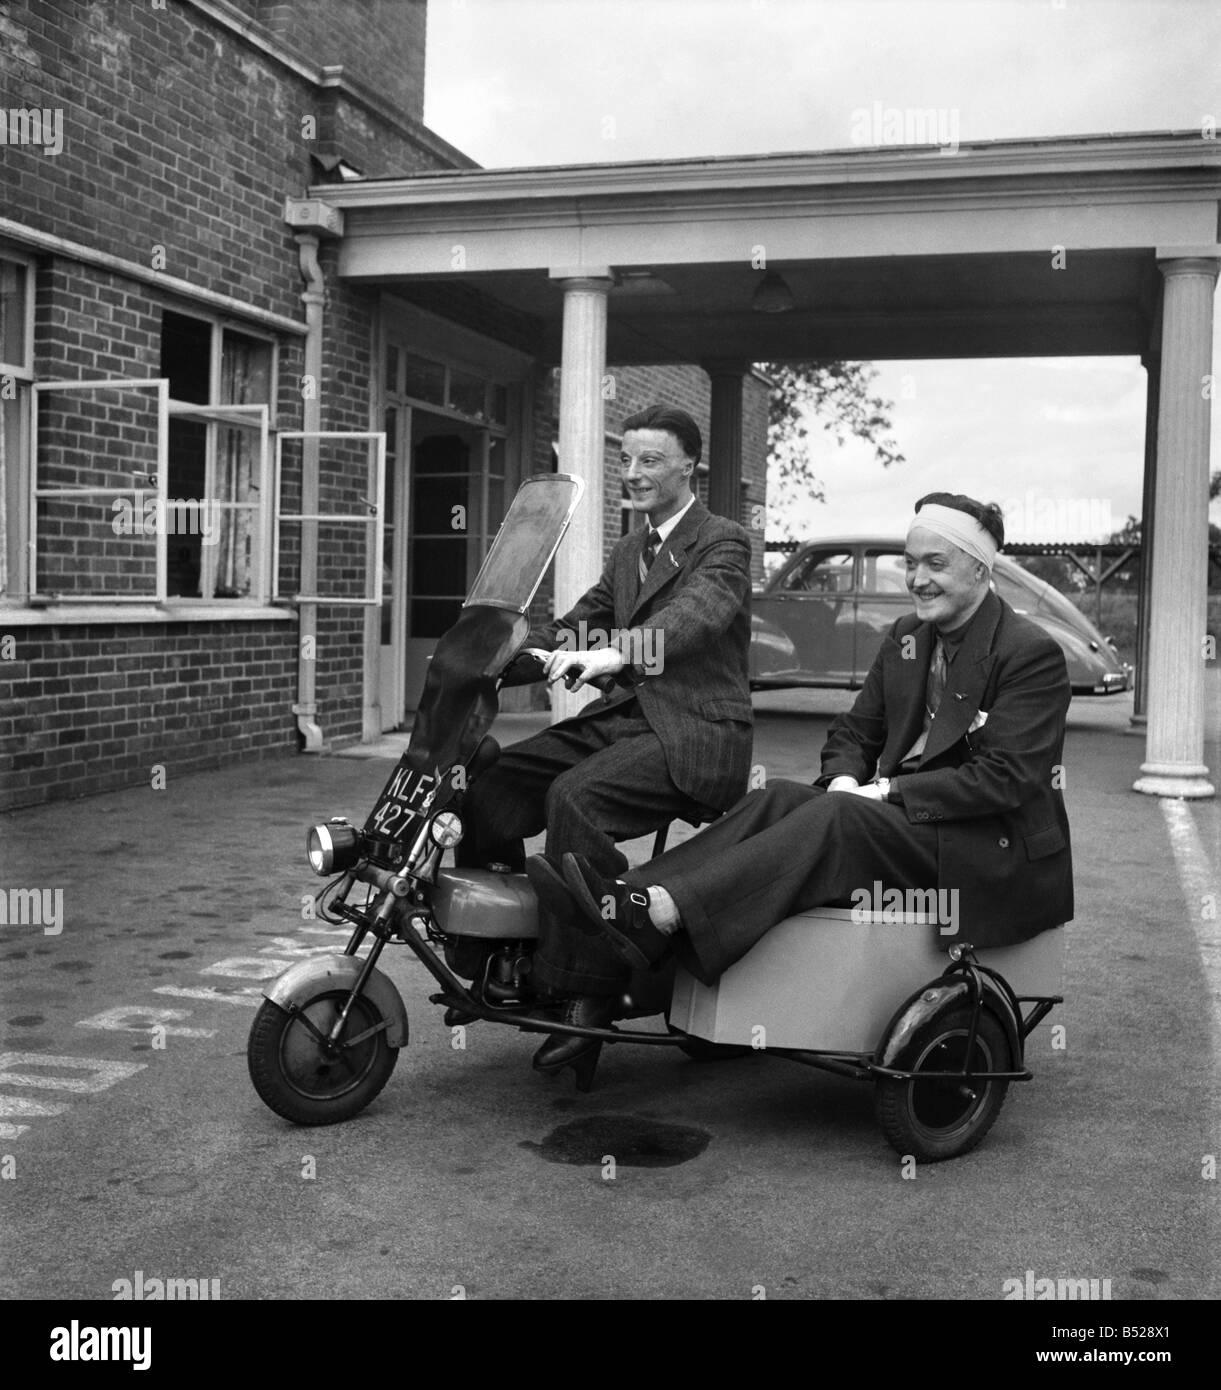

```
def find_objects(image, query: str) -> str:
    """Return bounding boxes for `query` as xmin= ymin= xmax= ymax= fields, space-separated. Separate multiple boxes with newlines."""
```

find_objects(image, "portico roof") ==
xmin=315 ymin=131 xmax=1221 ymax=363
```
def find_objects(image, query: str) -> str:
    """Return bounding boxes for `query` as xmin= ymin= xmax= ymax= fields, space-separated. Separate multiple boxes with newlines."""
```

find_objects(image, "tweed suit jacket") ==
xmin=818 ymin=589 xmax=1074 ymax=946
xmin=523 ymin=500 xmax=754 ymax=811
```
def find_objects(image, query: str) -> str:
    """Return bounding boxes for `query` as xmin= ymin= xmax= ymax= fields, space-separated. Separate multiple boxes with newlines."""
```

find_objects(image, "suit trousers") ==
xmin=621 ymin=779 xmax=942 ymax=986
xmin=456 ymin=697 xmax=712 ymax=996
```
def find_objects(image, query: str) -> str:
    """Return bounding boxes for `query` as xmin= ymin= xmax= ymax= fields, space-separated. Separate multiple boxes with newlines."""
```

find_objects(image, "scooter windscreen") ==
xmin=363 ymin=474 xmax=584 ymax=841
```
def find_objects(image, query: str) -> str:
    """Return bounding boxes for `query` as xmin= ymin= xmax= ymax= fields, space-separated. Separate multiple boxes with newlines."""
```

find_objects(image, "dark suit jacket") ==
xmin=818 ymin=589 xmax=1073 ymax=946
xmin=523 ymin=499 xmax=754 ymax=812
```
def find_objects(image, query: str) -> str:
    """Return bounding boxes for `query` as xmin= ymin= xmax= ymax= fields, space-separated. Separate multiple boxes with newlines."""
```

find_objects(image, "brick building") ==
xmin=0 ymin=0 xmax=769 ymax=810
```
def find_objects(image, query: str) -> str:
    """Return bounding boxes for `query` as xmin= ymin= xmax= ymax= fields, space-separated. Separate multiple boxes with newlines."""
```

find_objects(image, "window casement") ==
xmin=0 ymin=253 xmax=35 ymax=600
xmin=21 ymin=306 xmax=277 ymax=607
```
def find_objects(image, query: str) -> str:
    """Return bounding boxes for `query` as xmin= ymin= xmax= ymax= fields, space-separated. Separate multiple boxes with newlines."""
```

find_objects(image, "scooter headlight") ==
xmin=429 ymin=811 xmax=464 ymax=849
xmin=307 ymin=820 xmax=362 ymax=876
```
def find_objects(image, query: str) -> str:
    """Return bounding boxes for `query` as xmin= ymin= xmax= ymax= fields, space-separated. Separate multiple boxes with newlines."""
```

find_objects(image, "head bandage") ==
xmin=908 ymin=503 xmax=998 ymax=570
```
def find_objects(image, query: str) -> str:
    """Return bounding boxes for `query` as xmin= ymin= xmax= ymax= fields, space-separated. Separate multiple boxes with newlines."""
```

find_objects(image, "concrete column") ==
xmin=1134 ymin=255 xmax=1219 ymax=798
xmin=704 ymin=361 xmax=747 ymax=521
xmin=549 ymin=270 xmax=612 ymax=723
xmin=1131 ymin=350 xmax=1159 ymax=725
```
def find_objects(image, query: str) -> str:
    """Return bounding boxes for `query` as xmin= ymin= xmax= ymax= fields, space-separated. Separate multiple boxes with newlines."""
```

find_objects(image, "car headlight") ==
xmin=428 ymin=811 xmax=464 ymax=849
xmin=307 ymin=820 xmax=362 ymax=876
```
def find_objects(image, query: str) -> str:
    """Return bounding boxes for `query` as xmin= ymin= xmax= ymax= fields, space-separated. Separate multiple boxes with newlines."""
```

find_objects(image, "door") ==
xmin=402 ymin=412 xmax=507 ymax=713
xmin=752 ymin=545 xmax=857 ymax=685
xmin=854 ymin=547 xmax=911 ymax=682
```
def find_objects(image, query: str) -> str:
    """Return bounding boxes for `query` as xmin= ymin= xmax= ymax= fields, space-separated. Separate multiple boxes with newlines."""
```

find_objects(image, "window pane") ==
xmin=0 ymin=259 xmax=27 ymax=366
xmin=411 ymin=597 xmax=462 ymax=638
xmin=861 ymin=549 xmax=908 ymax=594
xmin=221 ymin=330 xmax=271 ymax=404
xmin=784 ymin=549 xmax=854 ymax=593
xmin=402 ymin=351 xmax=445 ymax=406
xmin=385 ymin=344 xmax=400 ymax=394
xmin=490 ymin=384 xmax=508 ymax=424
xmin=413 ymin=473 xmax=469 ymax=534
xmin=411 ymin=537 xmax=467 ymax=595
xmin=161 ymin=311 xmax=211 ymax=403
xmin=447 ymin=366 xmax=487 ymax=419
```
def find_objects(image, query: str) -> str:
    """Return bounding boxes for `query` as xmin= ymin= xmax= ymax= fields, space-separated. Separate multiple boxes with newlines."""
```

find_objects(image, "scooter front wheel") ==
xmin=247 ymin=990 xmax=398 ymax=1126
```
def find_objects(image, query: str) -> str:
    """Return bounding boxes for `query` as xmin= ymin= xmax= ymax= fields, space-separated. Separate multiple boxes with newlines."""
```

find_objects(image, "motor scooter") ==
xmin=247 ymin=473 xmax=1064 ymax=1161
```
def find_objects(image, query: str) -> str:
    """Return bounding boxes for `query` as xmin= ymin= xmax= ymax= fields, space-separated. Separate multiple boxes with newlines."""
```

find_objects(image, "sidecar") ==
xmin=429 ymin=863 xmax=1064 ymax=1162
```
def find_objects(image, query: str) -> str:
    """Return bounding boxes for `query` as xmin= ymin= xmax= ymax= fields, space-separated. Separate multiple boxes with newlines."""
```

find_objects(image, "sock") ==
xmin=645 ymin=886 xmax=680 ymax=934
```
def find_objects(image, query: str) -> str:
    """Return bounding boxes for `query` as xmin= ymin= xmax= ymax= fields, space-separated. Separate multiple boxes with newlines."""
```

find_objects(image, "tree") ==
xmin=755 ymin=361 xmax=904 ymax=541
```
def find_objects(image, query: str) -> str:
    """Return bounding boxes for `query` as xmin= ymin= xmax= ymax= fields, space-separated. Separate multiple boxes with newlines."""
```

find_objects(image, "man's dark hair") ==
xmin=621 ymin=404 xmax=702 ymax=464
xmin=915 ymin=492 xmax=1005 ymax=550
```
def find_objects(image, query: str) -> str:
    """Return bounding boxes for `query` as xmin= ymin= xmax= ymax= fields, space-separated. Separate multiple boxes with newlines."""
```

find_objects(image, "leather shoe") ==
xmin=532 ymin=995 xmax=617 ymax=1085
xmin=525 ymin=853 xmax=580 ymax=923
xmin=561 ymin=853 xmax=673 ymax=971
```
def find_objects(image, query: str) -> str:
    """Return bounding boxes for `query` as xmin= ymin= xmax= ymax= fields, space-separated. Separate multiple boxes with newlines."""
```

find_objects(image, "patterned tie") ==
xmin=925 ymin=637 xmax=948 ymax=721
xmin=638 ymin=528 xmax=662 ymax=586
xmin=900 ymin=637 xmax=948 ymax=768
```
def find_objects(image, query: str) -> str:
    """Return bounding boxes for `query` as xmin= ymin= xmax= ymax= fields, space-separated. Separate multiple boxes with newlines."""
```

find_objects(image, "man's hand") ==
xmin=529 ymin=646 xmax=626 ymax=691
xmin=828 ymin=775 xmax=885 ymax=801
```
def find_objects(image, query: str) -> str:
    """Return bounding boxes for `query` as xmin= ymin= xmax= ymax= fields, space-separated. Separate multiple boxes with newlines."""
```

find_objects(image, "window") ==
xmin=0 ymin=254 xmax=34 ymax=599
xmin=861 ymin=548 xmax=909 ymax=594
xmin=161 ymin=310 xmax=274 ymax=601
xmin=783 ymin=548 xmax=854 ymax=594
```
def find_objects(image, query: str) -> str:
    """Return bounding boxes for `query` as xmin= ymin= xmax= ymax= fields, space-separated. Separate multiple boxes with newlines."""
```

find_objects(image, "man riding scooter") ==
xmin=455 ymin=405 xmax=754 ymax=1079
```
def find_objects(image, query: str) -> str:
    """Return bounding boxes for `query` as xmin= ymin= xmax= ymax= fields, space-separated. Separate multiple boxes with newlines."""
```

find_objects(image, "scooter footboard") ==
xmin=670 ymin=908 xmax=1065 ymax=1052
xmin=263 ymin=953 xmax=409 ymax=1048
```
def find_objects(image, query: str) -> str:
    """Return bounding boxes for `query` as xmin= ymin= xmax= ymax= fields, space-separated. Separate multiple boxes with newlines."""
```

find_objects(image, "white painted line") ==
xmin=202 ymin=956 xmax=294 ymax=979
xmin=0 ymin=1053 xmax=146 ymax=1092
xmin=152 ymin=985 xmax=261 ymax=1008
xmin=76 ymin=1006 xmax=217 ymax=1039
xmin=258 ymin=938 xmax=339 ymax=957
xmin=0 ymin=1123 xmax=30 ymax=1138
xmin=1161 ymin=799 xmax=1221 ymax=1070
xmin=0 ymin=1096 xmax=69 ymax=1117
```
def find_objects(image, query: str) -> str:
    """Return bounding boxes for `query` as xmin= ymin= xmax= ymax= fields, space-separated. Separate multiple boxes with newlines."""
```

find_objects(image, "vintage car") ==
xmin=751 ymin=537 xmax=1130 ymax=695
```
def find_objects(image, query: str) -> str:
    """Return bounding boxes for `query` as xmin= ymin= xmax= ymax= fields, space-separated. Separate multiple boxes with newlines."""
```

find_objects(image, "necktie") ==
xmin=925 ymin=637 xmax=947 ymax=721
xmin=638 ymin=529 xmax=662 ymax=585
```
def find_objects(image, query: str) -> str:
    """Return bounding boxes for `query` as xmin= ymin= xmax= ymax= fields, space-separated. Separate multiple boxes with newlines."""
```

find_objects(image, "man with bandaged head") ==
xmin=530 ymin=491 xmax=1074 ymax=1016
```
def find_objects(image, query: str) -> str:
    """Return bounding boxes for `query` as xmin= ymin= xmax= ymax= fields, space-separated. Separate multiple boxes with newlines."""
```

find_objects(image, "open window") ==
xmin=273 ymin=431 xmax=386 ymax=608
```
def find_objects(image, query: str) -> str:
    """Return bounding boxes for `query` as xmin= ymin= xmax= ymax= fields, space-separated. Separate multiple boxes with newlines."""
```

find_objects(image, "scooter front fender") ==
xmin=262 ymin=953 xmax=408 ymax=1048
xmin=875 ymin=972 xmax=1022 ymax=1071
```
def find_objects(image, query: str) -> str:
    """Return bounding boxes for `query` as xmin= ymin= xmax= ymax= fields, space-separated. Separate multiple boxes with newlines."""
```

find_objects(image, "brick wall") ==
xmin=0 ymin=620 xmax=296 ymax=810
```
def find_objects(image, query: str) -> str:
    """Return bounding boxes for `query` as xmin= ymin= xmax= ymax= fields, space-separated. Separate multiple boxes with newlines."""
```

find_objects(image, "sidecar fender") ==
xmin=262 ymin=953 xmax=408 ymax=1048
xmin=875 ymin=972 xmax=1021 ymax=1072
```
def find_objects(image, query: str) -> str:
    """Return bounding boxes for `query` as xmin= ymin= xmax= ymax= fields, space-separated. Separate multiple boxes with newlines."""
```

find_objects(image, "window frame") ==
xmin=0 ymin=251 xmax=35 ymax=601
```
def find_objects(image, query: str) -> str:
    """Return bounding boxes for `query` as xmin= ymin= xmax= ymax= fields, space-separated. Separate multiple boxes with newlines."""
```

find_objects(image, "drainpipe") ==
xmin=293 ymin=230 xmax=325 ymax=750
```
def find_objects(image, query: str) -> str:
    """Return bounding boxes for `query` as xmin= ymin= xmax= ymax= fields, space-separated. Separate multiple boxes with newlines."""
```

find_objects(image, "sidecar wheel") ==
xmin=247 ymin=991 xmax=398 ymax=1127
xmin=874 ymin=1007 xmax=1010 ymax=1162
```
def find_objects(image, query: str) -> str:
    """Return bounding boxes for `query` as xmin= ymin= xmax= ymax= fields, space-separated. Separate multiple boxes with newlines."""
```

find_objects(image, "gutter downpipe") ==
xmin=293 ymin=231 xmax=325 ymax=751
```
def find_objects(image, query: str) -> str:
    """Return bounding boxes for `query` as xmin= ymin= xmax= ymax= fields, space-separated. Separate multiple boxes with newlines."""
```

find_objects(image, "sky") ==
xmin=423 ymin=0 xmax=1221 ymax=541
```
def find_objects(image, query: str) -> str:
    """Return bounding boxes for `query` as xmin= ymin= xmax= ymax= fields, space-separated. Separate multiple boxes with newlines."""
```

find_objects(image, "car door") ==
xmin=752 ymin=545 xmax=857 ymax=685
xmin=854 ymin=546 xmax=911 ymax=684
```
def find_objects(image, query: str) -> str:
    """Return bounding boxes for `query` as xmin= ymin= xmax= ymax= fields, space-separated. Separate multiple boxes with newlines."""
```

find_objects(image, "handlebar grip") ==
xmin=563 ymin=670 xmax=618 ymax=695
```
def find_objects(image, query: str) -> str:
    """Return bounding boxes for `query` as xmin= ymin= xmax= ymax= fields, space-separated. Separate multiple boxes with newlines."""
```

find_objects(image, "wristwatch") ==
xmin=876 ymin=777 xmax=892 ymax=801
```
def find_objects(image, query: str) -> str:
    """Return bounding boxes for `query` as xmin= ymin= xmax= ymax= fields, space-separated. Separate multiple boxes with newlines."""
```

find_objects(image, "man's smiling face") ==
xmin=904 ymin=524 xmax=989 ymax=631
xmin=620 ymin=428 xmax=694 ymax=526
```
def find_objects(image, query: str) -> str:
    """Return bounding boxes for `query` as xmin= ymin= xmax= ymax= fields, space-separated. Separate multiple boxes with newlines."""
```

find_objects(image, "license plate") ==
xmin=364 ymin=764 xmax=437 ymax=840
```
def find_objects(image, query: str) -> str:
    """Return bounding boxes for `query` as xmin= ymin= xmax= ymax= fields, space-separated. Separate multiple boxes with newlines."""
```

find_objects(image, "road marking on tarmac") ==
xmin=1161 ymin=799 xmax=1221 ymax=1071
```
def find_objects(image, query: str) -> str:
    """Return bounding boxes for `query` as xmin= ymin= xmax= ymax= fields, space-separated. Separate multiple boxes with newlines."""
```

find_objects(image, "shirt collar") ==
xmin=650 ymin=494 xmax=696 ymax=546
